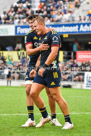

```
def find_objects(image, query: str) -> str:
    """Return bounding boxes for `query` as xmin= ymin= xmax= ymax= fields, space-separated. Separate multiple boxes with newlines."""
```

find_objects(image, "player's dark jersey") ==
xmin=25 ymin=30 xmax=40 ymax=69
xmin=39 ymin=30 xmax=60 ymax=68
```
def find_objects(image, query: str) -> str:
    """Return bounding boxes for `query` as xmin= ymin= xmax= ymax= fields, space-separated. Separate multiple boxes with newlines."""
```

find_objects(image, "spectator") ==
xmin=54 ymin=11 xmax=62 ymax=22
xmin=6 ymin=46 xmax=13 ymax=51
xmin=15 ymin=41 xmax=23 ymax=51
xmin=11 ymin=63 xmax=20 ymax=80
xmin=72 ymin=39 xmax=80 ymax=59
xmin=7 ymin=56 xmax=14 ymax=66
xmin=38 ymin=2 xmax=43 ymax=9
xmin=0 ymin=56 xmax=6 ymax=64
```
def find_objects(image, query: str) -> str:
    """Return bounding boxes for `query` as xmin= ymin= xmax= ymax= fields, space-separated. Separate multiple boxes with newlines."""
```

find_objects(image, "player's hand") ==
xmin=38 ymin=67 xmax=45 ymax=77
xmin=38 ymin=42 xmax=49 ymax=51
xmin=29 ymin=69 xmax=36 ymax=78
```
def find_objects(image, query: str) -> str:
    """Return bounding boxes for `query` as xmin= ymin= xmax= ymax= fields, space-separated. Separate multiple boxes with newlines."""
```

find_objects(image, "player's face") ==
xmin=33 ymin=20 xmax=43 ymax=35
xmin=29 ymin=20 xmax=34 ymax=30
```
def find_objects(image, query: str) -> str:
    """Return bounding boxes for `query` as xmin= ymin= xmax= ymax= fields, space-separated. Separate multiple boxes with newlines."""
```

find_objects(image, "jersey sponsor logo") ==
xmin=52 ymin=36 xmax=58 ymax=42
xmin=51 ymin=81 xmax=55 ymax=85
xmin=34 ymin=42 xmax=39 ymax=47
xmin=33 ymin=36 xmax=38 ymax=40
xmin=53 ymin=72 xmax=58 ymax=78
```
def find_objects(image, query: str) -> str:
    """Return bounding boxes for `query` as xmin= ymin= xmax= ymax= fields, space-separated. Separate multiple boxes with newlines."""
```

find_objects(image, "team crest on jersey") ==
xmin=44 ymin=36 xmax=47 ymax=40
xmin=34 ymin=36 xmax=38 ymax=40
xmin=34 ymin=42 xmax=39 ymax=47
xmin=52 ymin=36 xmax=58 ymax=42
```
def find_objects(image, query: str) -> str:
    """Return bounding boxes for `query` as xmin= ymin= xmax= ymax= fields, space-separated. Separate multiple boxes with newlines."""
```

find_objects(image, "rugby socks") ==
xmin=7 ymin=80 xmax=11 ymax=86
xmin=27 ymin=106 xmax=34 ymax=121
xmin=10 ymin=80 xmax=11 ymax=86
xmin=39 ymin=107 xmax=48 ymax=118
xmin=7 ymin=80 xmax=9 ymax=86
xmin=51 ymin=113 xmax=56 ymax=119
xmin=64 ymin=114 xmax=72 ymax=124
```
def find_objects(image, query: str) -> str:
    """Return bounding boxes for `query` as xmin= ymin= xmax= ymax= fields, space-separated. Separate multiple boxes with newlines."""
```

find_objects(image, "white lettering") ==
xmin=78 ymin=55 xmax=91 ymax=59
xmin=17 ymin=27 xmax=30 ymax=34
xmin=80 ymin=24 xmax=91 ymax=32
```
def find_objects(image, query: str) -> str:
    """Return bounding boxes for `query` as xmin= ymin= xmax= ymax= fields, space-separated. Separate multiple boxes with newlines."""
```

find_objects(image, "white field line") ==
xmin=68 ymin=96 xmax=91 ymax=97
xmin=0 ymin=112 xmax=91 ymax=116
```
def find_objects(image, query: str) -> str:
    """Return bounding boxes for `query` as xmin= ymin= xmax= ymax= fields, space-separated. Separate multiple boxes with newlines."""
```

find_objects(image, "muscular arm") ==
xmin=26 ymin=43 xmax=49 ymax=56
xmin=35 ymin=55 xmax=41 ymax=70
xmin=38 ymin=46 xmax=59 ymax=77
xmin=45 ymin=46 xmax=59 ymax=66
xmin=26 ymin=44 xmax=40 ymax=56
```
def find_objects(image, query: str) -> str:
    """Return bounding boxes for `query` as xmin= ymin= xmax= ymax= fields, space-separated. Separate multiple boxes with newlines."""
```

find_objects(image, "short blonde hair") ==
xmin=33 ymin=16 xmax=45 ymax=25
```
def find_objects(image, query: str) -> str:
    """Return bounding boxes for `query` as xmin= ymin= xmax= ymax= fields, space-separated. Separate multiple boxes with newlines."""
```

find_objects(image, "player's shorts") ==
xmin=33 ymin=68 xmax=61 ymax=88
xmin=7 ymin=72 xmax=11 ymax=78
xmin=25 ymin=67 xmax=34 ymax=85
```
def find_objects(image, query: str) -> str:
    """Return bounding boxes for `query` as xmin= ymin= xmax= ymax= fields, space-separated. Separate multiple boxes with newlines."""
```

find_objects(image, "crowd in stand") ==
xmin=0 ymin=55 xmax=91 ymax=81
xmin=0 ymin=55 xmax=27 ymax=80
xmin=0 ymin=0 xmax=91 ymax=24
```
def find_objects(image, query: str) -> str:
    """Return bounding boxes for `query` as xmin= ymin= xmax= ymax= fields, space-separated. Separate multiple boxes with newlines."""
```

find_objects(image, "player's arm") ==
xmin=45 ymin=31 xmax=59 ymax=65
xmin=45 ymin=46 xmax=59 ymax=66
xmin=29 ymin=55 xmax=41 ymax=78
xmin=38 ymin=46 xmax=59 ymax=77
xmin=25 ymin=34 xmax=39 ymax=56
xmin=35 ymin=55 xmax=41 ymax=70
xmin=26 ymin=42 xmax=49 ymax=56
xmin=26 ymin=43 xmax=39 ymax=56
xmin=38 ymin=31 xmax=59 ymax=77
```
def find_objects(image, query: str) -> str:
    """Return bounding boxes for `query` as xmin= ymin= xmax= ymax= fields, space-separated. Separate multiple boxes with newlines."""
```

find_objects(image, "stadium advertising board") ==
xmin=0 ymin=51 xmax=28 ymax=61
xmin=47 ymin=23 xmax=91 ymax=34
xmin=59 ymin=51 xmax=63 ymax=62
xmin=0 ymin=25 xmax=15 ymax=36
xmin=15 ymin=25 xmax=30 ymax=35
xmin=76 ymin=51 xmax=91 ymax=62
xmin=15 ymin=23 xmax=91 ymax=35
xmin=0 ymin=51 xmax=63 ymax=62
xmin=84 ymin=72 xmax=91 ymax=89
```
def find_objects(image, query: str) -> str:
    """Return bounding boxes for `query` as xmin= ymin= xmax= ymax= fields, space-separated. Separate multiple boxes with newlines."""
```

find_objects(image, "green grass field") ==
xmin=0 ymin=86 xmax=91 ymax=136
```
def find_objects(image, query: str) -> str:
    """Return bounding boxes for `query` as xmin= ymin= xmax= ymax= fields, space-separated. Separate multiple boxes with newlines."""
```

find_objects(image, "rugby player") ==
xmin=30 ymin=16 xmax=74 ymax=129
xmin=22 ymin=15 xmax=61 ymax=127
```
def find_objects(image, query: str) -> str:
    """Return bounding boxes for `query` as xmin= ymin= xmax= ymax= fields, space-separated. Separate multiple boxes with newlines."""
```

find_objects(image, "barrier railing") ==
xmin=0 ymin=70 xmax=86 ymax=82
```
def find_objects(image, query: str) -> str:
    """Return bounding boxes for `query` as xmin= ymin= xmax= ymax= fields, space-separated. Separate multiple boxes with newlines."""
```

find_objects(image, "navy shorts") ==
xmin=7 ymin=72 xmax=11 ymax=78
xmin=25 ymin=67 xmax=34 ymax=81
xmin=33 ymin=69 xmax=61 ymax=88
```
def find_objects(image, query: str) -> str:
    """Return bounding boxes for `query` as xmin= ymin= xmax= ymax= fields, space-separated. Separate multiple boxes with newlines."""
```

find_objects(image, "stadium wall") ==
xmin=0 ymin=79 xmax=84 ymax=89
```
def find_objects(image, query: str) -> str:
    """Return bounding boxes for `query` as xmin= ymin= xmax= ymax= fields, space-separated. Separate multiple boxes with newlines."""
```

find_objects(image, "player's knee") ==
xmin=30 ymin=91 xmax=36 ymax=99
xmin=26 ymin=87 xmax=30 ymax=96
xmin=30 ymin=90 xmax=39 ymax=99
xmin=52 ymin=94 xmax=58 ymax=102
xmin=47 ymin=91 xmax=51 ymax=97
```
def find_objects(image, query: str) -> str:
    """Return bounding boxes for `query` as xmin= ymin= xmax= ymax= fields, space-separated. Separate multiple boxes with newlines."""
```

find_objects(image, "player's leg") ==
xmin=9 ymin=79 xmax=11 ymax=86
xmin=7 ymin=78 xmax=9 ymax=86
xmin=30 ymin=83 xmax=51 ymax=127
xmin=45 ymin=87 xmax=62 ymax=126
xmin=49 ymin=87 xmax=73 ymax=129
xmin=22 ymin=69 xmax=36 ymax=127
xmin=22 ymin=82 xmax=36 ymax=127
